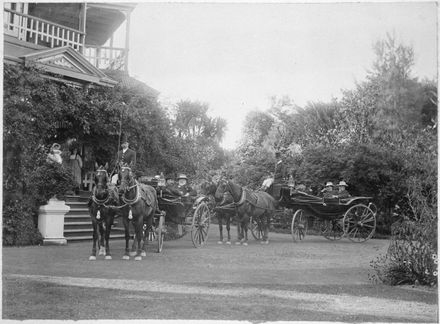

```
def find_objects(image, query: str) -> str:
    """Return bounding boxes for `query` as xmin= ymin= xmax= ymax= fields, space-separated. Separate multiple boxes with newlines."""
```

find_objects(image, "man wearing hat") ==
xmin=321 ymin=181 xmax=337 ymax=199
xmin=177 ymin=174 xmax=197 ymax=197
xmin=117 ymin=135 xmax=136 ymax=170
xmin=337 ymin=180 xmax=351 ymax=199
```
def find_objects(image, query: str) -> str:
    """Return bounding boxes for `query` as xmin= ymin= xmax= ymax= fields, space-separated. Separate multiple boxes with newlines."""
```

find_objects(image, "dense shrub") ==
xmin=3 ymin=199 xmax=43 ymax=246
xmin=27 ymin=162 xmax=76 ymax=206
xmin=369 ymin=127 xmax=437 ymax=286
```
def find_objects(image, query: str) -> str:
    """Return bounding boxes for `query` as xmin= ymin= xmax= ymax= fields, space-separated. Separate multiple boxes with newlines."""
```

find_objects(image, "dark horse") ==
xmin=215 ymin=179 xmax=276 ymax=245
xmin=119 ymin=165 xmax=158 ymax=260
xmin=200 ymin=179 xmax=236 ymax=244
xmin=88 ymin=164 xmax=120 ymax=260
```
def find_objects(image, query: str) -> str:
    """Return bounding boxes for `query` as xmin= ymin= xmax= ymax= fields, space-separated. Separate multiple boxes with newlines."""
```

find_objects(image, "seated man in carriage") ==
xmin=321 ymin=181 xmax=338 ymax=199
xmin=336 ymin=180 xmax=351 ymax=199
xmin=176 ymin=174 xmax=197 ymax=199
xmin=160 ymin=174 xmax=183 ymax=197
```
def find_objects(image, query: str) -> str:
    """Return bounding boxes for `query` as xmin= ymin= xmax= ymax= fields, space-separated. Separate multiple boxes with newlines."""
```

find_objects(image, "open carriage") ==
xmin=138 ymin=177 xmax=211 ymax=251
xmin=275 ymin=187 xmax=377 ymax=243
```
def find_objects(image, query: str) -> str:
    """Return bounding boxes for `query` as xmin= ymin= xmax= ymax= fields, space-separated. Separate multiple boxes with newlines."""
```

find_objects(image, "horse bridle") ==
xmin=92 ymin=169 xmax=110 ymax=205
xmin=119 ymin=166 xmax=141 ymax=205
xmin=220 ymin=179 xmax=246 ymax=206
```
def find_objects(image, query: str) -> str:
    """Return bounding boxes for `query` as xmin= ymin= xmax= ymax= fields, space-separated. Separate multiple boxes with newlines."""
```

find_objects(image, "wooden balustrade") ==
xmin=83 ymin=46 xmax=127 ymax=70
xmin=4 ymin=8 xmax=126 ymax=71
xmin=4 ymin=8 xmax=85 ymax=52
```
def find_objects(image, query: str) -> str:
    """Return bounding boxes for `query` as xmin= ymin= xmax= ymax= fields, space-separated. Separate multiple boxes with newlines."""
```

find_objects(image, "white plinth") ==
xmin=38 ymin=196 xmax=70 ymax=245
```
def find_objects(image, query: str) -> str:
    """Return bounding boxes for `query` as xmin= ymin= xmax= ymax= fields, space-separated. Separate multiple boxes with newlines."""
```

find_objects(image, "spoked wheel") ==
xmin=156 ymin=212 xmax=165 ymax=253
xmin=191 ymin=202 xmax=210 ymax=248
xmin=291 ymin=209 xmax=308 ymax=242
xmin=250 ymin=216 xmax=264 ymax=241
xmin=343 ymin=204 xmax=376 ymax=242
xmin=321 ymin=219 xmax=344 ymax=241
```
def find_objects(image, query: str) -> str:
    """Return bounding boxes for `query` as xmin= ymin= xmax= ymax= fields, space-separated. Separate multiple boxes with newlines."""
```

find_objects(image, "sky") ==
xmin=126 ymin=2 xmax=438 ymax=149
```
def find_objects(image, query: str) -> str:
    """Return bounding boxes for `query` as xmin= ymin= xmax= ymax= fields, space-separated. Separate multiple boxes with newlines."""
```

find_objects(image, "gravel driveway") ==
xmin=2 ymin=229 xmax=438 ymax=322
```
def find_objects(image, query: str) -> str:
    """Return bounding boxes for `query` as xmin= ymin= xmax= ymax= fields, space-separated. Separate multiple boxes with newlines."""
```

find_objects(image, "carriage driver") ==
xmin=176 ymin=174 xmax=197 ymax=197
xmin=272 ymin=151 xmax=286 ymax=198
xmin=111 ymin=136 xmax=137 ymax=185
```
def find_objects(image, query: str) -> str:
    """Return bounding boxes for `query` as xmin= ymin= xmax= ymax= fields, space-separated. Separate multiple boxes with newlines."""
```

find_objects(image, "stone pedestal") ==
xmin=38 ymin=196 xmax=70 ymax=245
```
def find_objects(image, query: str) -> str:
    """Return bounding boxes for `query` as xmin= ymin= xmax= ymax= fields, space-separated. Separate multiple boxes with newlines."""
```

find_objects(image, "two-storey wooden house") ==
xmin=4 ymin=2 xmax=136 ymax=87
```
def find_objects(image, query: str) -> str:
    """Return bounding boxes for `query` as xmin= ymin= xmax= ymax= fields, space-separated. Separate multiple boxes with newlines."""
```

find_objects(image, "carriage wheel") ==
xmin=343 ymin=204 xmax=376 ymax=243
xmin=321 ymin=219 xmax=344 ymax=241
xmin=156 ymin=213 xmax=165 ymax=253
xmin=250 ymin=216 xmax=264 ymax=241
xmin=291 ymin=209 xmax=308 ymax=242
xmin=191 ymin=202 xmax=210 ymax=248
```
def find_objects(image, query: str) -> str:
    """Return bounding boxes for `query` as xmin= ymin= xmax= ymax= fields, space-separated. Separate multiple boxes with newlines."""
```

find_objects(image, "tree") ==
xmin=170 ymin=100 xmax=228 ymax=176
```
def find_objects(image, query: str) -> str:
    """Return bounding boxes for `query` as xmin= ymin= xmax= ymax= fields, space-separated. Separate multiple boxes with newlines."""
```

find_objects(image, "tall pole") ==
xmin=124 ymin=10 xmax=131 ymax=73
xmin=79 ymin=3 xmax=87 ymax=54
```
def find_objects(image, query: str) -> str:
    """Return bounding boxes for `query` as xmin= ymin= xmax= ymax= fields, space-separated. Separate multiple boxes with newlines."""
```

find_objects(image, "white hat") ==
xmin=338 ymin=181 xmax=348 ymax=187
xmin=325 ymin=182 xmax=334 ymax=187
xmin=178 ymin=174 xmax=188 ymax=180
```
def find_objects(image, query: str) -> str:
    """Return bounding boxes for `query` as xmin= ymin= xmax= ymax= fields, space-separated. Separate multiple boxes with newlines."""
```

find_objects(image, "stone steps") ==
xmin=64 ymin=190 xmax=126 ymax=242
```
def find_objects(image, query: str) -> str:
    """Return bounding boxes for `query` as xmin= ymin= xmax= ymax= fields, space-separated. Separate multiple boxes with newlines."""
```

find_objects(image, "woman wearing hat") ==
xmin=337 ymin=180 xmax=351 ymax=199
xmin=46 ymin=143 xmax=63 ymax=164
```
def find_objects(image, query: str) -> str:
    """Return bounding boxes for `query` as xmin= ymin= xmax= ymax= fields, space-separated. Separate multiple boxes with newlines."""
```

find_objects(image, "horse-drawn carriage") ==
xmin=269 ymin=187 xmax=378 ymax=243
xmin=208 ymin=179 xmax=377 ymax=244
xmin=140 ymin=177 xmax=211 ymax=250
xmin=88 ymin=165 xmax=211 ymax=261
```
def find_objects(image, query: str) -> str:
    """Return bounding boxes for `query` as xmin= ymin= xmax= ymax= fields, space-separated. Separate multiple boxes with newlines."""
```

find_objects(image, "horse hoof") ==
xmin=105 ymin=255 xmax=112 ymax=260
xmin=243 ymin=242 xmax=248 ymax=246
xmin=226 ymin=241 xmax=231 ymax=245
xmin=98 ymin=248 xmax=106 ymax=256
xmin=129 ymin=251 xmax=136 ymax=257
xmin=88 ymin=256 xmax=96 ymax=261
xmin=217 ymin=241 xmax=223 ymax=245
xmin=135 ymin=256 xmax=142 ymax=261
xmin=141 ymin=251 xmax=147 ymax=257
xmin=122 ymin=255 xmax=130 ymax=260
xmin=261 ymin=240 xmax=269 ymax=245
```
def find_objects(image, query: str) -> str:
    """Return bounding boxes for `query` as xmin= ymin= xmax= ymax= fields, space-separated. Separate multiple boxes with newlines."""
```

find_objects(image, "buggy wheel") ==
xmin=156 ymin=213 xmax=165 ymax=253
xmin=291 ymin=209 xmax=308 ymax=242
xmin=321 ymin=219 xmax=344 ymax=241
xmin=191 ymin=202 xmax=210 ymax=248
xmin=250 ymin=216 xmax=264 ymax=241
xmin=343 ymin=204 xmax=376 ymax=242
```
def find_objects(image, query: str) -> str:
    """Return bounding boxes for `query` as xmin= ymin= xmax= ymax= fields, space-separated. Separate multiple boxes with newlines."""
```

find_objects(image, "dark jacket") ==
xmin=274 ymin=159 xmax=285 ymax=182
xmin=117 ymin=148 xmax=136 ymax=168
xmin=337 ymin=189 xmax=351 ymax=199
xmin=177 ymin=184 xmax=197 ymax=197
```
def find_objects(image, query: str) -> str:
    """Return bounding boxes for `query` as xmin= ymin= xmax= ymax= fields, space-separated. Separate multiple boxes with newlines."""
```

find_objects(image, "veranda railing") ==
xmin=4 ymin=8 xmax=85 ymax=52
xmin=83 ymin=46 xmax=126 ymax=70
xmin=4 ymin=8 xmax=127 ymax=70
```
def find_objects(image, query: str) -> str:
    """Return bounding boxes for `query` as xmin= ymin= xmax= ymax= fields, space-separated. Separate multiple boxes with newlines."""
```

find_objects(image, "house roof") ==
xmin=21 ymin=46 xmax=117 ymax=87
xmin=102 ymin=69 xmax=160 ymax=98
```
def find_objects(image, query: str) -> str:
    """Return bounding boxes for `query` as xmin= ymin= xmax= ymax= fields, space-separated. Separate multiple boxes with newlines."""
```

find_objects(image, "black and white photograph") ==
xmin=2 ymin=1 xmax=438 ymax=322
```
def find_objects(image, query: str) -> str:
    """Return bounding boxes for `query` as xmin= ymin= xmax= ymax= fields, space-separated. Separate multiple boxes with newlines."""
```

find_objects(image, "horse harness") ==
xmin=225 ymin=180 xmax=274 ymax=212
